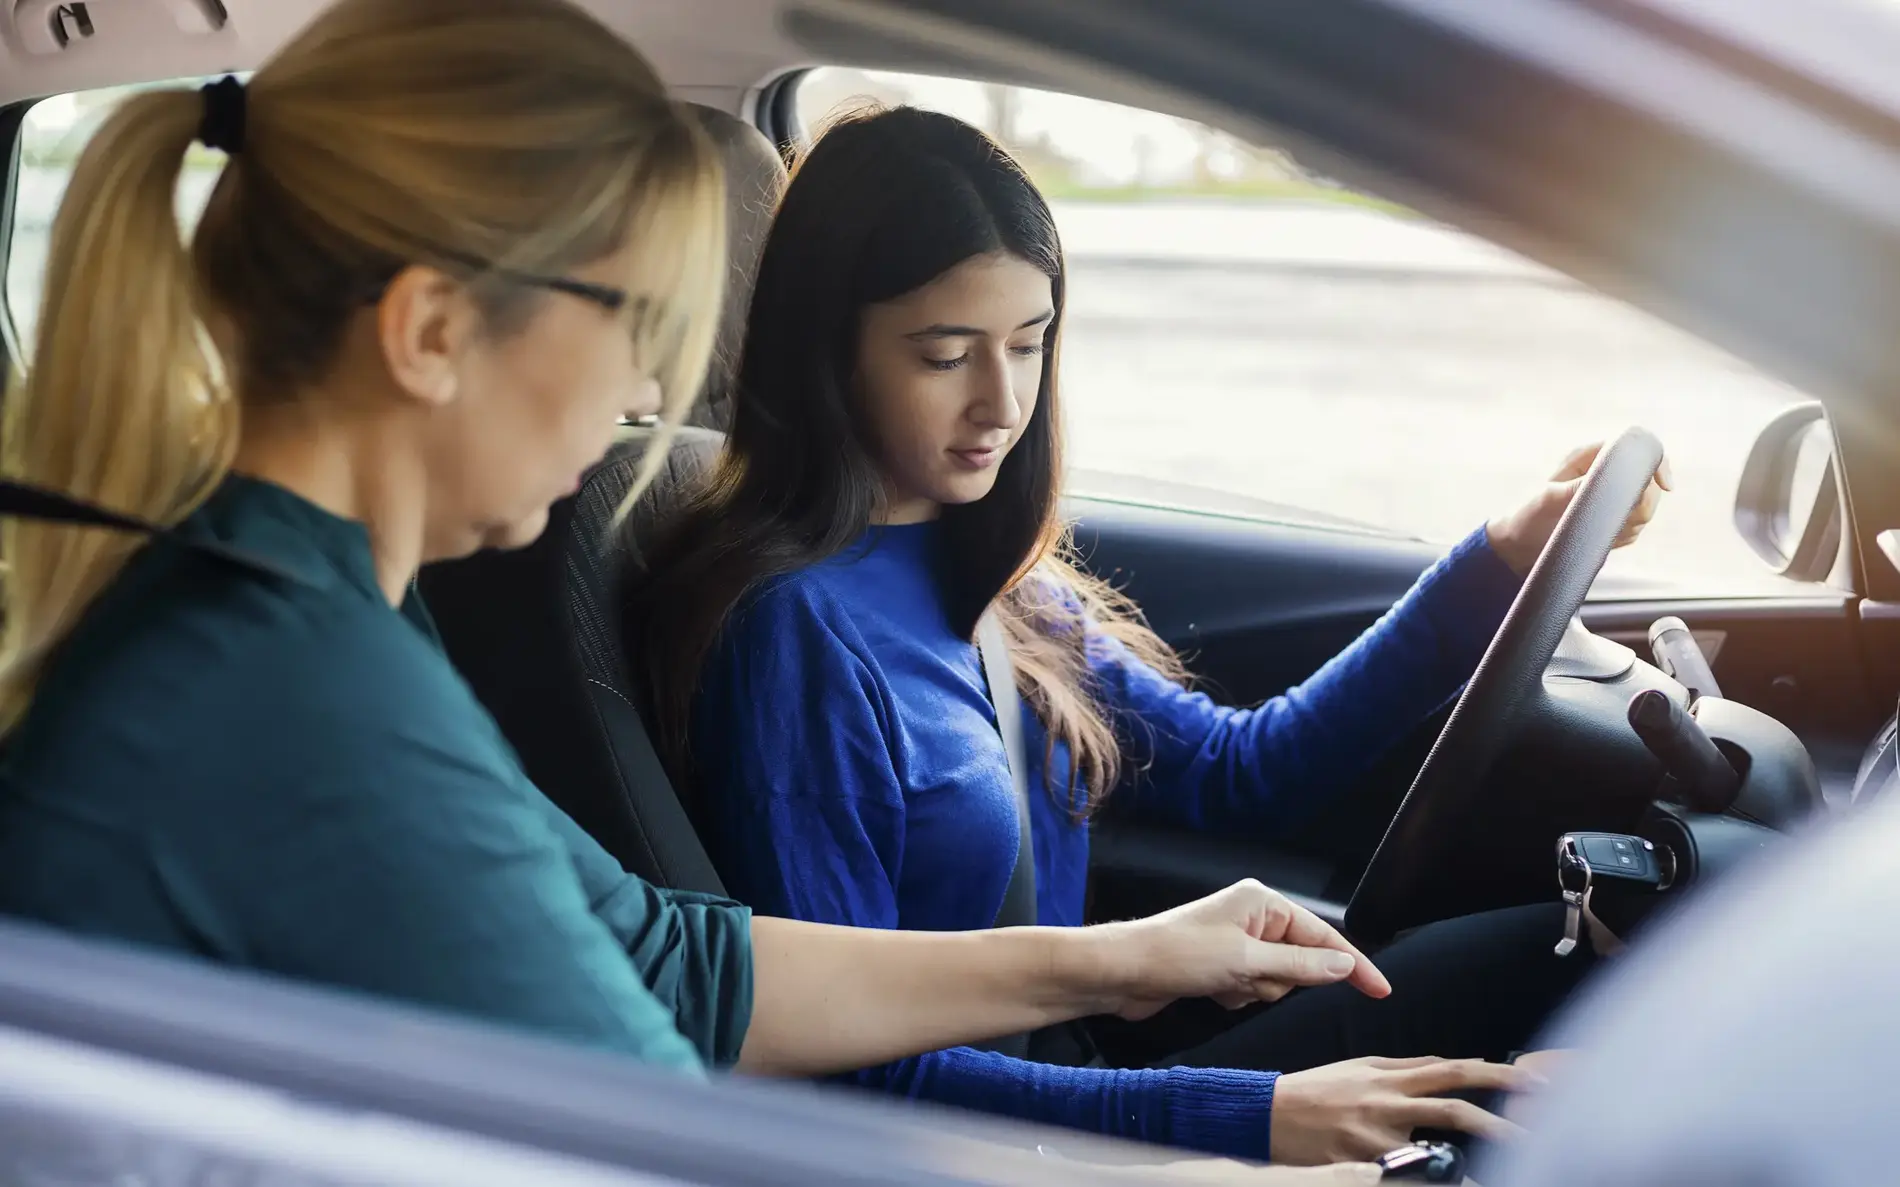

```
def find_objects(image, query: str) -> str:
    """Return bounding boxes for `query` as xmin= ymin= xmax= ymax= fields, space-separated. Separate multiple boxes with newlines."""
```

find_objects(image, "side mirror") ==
xmin=1733 ymin=402 xmax=1841 ymax=582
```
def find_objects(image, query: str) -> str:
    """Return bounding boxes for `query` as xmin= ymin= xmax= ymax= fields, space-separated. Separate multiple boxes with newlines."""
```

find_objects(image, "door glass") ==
xmin=8 ymin=79 xmax=230 ymax=353
xmin=794 ymin=69 xmax=1823 ymax=597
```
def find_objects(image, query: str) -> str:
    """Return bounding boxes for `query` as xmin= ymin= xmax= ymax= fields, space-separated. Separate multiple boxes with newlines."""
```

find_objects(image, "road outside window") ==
xmin=794 ymin=69 xmax=1816 ymax=597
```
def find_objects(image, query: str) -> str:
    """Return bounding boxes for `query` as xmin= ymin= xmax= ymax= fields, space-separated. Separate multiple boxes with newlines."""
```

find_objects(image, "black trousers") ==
xmin=1051 ymin=903 xmax=1594 ymax=1075
xmin=1167 ymin=903 xmax=1592 ymax=1073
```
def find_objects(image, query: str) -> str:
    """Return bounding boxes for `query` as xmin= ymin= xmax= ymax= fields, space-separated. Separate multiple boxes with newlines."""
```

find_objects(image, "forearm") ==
xmin=736 ymin=917 xmax=1120 ymax=1077
xmin=1120 ymin=528 xmax=1520 ymax=832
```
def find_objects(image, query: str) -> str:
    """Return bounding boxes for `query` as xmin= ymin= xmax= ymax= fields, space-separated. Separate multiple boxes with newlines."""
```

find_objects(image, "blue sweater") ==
xmin=692 ymin=523 xmax=1521 ymax=1160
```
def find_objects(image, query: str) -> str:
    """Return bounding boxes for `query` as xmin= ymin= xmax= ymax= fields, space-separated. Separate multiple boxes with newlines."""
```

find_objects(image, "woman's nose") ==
xmin=974 ymin=355 xmax=1023 ymax=429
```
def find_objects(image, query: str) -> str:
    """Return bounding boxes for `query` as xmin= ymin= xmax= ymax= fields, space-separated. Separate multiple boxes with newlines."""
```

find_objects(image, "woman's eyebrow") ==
xmin=904 ymin=310 xmax=1055 ymax=340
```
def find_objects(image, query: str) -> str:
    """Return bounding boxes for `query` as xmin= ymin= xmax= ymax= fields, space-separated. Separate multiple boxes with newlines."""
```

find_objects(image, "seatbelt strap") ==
xmin=973 ymin=611 xmax=1037 ymax=1061
xmin=0 ymin=478 xmax=302 ymax=584
xmin=976 ymin=612 xmax=1037 ymax=931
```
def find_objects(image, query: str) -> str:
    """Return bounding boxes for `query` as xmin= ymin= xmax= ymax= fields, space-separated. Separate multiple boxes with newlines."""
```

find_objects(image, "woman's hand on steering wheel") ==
xmin=1486 ymin=442 xmax=1673 ymax=577
xmin=1100 ymin=879 xmax=1393 ymax=1022
xmin=1348 ymin=426 xmax=1668 ymax=943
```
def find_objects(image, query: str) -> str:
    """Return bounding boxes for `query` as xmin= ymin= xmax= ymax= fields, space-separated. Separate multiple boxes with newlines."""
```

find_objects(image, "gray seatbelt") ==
xmin=976 ymin=613 xmax=1037 ymax=932
xmin=973 ymin=613 xmax=1037 ymax=1061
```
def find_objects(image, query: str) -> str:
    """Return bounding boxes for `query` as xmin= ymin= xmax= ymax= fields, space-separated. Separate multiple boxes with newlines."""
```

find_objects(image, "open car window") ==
xmin=7 ymin=71 xmax=1834 ymax=598
xmin=793 ymin=69 xmax=1824 ymax=598
xmin=7 ymin=77 xmax=231 ymax=353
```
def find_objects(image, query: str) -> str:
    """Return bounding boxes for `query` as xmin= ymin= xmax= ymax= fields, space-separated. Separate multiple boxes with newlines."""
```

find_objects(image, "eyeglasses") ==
xmin=483 ymin=266 xmax=633 ymax=316
xmin=361 ymin=258 xmax=664 ymax=427
xmin=363 ymin=254 xmax=647 ymax=325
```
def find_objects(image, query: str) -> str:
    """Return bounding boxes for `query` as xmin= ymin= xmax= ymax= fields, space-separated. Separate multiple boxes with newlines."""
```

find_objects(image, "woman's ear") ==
xmin=376 ymin=264 xmax=481 ymax=408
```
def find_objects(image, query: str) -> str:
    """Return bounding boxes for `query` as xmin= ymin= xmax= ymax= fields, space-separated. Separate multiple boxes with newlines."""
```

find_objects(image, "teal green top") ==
xmin=0 ymin=475 xmax=753 ymax=1071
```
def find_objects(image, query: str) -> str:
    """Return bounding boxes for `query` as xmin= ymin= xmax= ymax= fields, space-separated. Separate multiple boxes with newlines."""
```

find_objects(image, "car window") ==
xmin=793 ymin=69 xmax=1820 ymax=596
xmin=5 ymin=76 xmax=1822 ymax=596
xmin=8 ymin=79 xmax=229 ymax=353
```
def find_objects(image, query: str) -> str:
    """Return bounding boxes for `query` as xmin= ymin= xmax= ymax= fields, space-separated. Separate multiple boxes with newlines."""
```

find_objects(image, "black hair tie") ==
xmin=197 ymin=76 xmax=246 ymax=155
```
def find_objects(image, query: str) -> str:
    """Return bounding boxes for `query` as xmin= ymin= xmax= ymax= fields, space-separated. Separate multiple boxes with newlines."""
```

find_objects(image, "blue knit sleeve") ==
xmin=692 ymin=581 xmax=910 ymax=929
xmin=690 ymin=578 xmax=1283 ymax=1160
xmin=1103 ymin=526 xmax=1523 ymax=832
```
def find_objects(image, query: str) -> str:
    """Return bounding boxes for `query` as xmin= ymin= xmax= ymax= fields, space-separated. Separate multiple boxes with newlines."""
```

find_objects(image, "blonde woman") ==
xmin=0 ymin=0 xmax=1386 ymax=1117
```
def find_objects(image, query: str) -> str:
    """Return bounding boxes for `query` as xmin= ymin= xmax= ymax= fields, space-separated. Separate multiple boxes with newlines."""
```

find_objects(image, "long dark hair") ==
xmin=633 ymin=105 xmax=1185 ymax=817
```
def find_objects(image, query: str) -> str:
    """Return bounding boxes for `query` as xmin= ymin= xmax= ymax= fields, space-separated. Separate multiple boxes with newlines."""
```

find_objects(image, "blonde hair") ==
xmin=0 ymin=0 xmax=725 ymax=733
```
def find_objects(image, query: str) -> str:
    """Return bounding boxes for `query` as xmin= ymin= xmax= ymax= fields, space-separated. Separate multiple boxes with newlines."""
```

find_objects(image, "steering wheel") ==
xmin=1345 ymin=427 xmax=1666 ymax=946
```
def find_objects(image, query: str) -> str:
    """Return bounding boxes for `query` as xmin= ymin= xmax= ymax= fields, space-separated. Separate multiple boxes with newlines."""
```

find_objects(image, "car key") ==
xmin=1553 ymin=831 xmax=1669 ymax=957
xmin=1377 ymin=1140 xmax=1465 ymax=1182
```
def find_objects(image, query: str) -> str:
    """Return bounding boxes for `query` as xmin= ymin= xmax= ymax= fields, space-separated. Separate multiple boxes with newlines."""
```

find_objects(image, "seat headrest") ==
xmin=613 ymin=426 xmax=724 ymax=574
xmin=684 ymin=103 xmax=786 ymax=432
xmin=419 ymin=107 xmax=776 ymax=893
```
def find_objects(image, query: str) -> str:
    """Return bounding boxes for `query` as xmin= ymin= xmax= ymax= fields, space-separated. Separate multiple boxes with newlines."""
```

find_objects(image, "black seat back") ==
xmin=417 ymin=103 xmax=782 ymax=889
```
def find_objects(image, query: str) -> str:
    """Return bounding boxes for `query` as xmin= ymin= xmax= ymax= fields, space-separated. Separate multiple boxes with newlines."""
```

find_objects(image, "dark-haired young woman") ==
xmin=631 ymin=107 xmax=1668 ymax=1165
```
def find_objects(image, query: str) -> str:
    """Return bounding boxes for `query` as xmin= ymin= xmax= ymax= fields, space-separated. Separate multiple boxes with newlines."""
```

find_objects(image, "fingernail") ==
xmin=1323 ymin=951 xmax=1356 ymax=976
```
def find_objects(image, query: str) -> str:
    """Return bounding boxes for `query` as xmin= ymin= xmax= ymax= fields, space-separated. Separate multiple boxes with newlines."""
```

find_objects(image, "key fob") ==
xmin=1564 ymin=831 xmax=1667 ymax=885
xmin=1377 ymin=1140 xmax=1465 ymax=1181
xmin=1554 ymin=831 xmax=1673 ymax=956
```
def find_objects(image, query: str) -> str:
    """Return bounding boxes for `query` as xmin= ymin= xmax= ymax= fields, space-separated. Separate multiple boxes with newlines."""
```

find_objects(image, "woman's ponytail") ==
xmin=1 ymin=0 xmax=729 ymax=738
xmin=0 ymin=88 xmax=235 ymax=732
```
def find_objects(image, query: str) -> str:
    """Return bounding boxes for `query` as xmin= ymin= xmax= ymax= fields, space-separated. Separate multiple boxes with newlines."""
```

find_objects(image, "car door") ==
xmin=0 ymin=919 xmax=1196 ymax=1187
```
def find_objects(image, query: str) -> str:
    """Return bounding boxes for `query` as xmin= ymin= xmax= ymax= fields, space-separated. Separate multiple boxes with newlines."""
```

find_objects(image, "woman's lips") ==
xmin=949 ymin=445 xmax=1004 ymax=470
